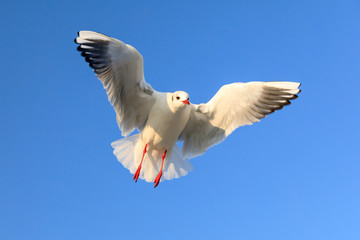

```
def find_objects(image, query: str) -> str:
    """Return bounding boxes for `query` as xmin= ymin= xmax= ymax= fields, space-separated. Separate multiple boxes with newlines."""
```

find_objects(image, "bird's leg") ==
xmin=133 ymin=144 xmax=147 ymax=182
xmin=154 ymin=150 xmax=167 ymax=188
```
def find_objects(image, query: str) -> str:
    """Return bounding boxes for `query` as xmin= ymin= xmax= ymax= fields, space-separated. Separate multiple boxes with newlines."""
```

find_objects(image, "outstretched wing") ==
xmin=179 ymin=81 xmax=301 ymax=159
xmin=75 ymin=31 xmax=156 ymax=136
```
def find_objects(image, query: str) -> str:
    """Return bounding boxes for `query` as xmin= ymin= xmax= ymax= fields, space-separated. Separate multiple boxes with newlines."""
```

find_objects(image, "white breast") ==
xmin=141 ymin=93 xmax=191 ymax=151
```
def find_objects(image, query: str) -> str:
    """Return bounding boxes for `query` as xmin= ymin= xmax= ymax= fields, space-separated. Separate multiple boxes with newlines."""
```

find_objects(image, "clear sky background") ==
xmin=1 ymin=0 xmax=359 ymax=239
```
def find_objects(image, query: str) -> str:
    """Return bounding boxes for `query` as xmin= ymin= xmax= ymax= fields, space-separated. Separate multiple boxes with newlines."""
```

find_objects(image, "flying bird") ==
xmin=75 ymin=31 xmax=301 ymax=188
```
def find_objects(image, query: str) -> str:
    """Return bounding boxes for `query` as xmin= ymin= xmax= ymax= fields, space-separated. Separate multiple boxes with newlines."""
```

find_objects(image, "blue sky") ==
xmin=1 ymin=0 xmax=359 ymax=239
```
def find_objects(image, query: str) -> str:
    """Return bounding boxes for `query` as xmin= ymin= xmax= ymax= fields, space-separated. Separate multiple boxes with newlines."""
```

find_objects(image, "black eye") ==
xmin=187 ymin=98 xmax=189 ymax=100
xmin=176 ymin=96 xmax=180 ymax=100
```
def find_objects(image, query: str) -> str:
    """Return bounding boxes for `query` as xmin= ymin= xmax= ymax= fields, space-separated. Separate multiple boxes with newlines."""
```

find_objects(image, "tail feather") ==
xmin=163 ymin=145 xmax=193 ymax=180
xmin=111 ymin=134 xmax=193 ymax=182
xmin=112 ymin=134 xmax=139 ymax=172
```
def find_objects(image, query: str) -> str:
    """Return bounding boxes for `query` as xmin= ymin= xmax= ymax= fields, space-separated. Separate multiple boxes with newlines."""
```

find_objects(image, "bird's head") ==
xmin=169 ymin=91 xmax=190 ymax=112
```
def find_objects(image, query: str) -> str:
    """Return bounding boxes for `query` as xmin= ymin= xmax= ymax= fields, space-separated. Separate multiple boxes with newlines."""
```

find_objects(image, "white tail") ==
xmin=111 ymin=134 xmax=193 ymax=182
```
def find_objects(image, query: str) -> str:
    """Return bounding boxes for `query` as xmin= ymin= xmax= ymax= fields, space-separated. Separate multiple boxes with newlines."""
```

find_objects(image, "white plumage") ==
xmin=75 ymin=31 xmax=301 ymax=187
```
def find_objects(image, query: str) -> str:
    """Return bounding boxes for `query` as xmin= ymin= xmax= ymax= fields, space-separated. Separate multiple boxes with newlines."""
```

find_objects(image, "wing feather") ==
xmin=180 ymin=81 xmax=301 ymax=159
xmin=75 ymin=31 xmax=156 ymax=136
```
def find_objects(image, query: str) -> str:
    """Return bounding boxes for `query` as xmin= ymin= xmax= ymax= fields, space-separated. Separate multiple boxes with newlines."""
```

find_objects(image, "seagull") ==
xmin=75 ymin=31 xmax=301 ymax=188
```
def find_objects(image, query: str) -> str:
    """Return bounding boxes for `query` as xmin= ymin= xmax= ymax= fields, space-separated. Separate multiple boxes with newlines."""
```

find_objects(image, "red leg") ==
xmin=133 ymin=144 xmax=147 ymax=182
xmin=154 ymin=150 xmax=167 ymax=188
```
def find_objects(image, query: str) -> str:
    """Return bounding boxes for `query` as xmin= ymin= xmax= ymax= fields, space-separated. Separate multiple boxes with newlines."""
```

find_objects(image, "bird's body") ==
xmin=142 ymin=92 xmax=191 ymax=151
xmin=75 ymin=31 xmax=301 ymax=187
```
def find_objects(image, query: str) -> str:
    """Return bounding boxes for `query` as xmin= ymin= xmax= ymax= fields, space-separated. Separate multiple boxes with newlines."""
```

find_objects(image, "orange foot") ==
xmin=133 ymin=166 xmax=141 ymax=182
xmin=154 ymin=149 xmax=167 ymax=188
xmin=154 ymin=171 xmax=162 ymax=188
xmin=133 ymin=144 xmax=147 ymax=183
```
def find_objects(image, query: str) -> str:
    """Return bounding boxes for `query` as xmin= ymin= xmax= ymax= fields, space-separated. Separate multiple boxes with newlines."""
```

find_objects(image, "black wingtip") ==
xmin=289 ymin=94 xmax=298 ymax=100
xmin=74 ymin=31 xmax=81 ymax=44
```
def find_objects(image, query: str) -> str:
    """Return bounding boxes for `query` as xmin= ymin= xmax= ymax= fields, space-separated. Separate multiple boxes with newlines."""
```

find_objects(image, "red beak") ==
xmin=182 ymin=100 xmax=190 ymax=105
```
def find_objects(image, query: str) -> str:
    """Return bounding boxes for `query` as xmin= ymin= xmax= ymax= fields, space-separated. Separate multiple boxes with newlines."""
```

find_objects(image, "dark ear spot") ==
xmin=172 ymin=96 xmax=173 ymax=101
